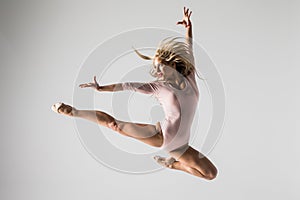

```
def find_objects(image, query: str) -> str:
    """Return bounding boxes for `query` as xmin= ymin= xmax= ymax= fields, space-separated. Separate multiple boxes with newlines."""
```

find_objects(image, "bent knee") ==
xmin=204 ymin=168 xmax=218 ymax=180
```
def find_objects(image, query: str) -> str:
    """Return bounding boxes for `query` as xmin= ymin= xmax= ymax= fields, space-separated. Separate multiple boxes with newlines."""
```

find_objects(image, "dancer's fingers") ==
xmin=177 ymin=20 xmax=187 ymax=27
xmin=94 ymin=76 xmax=97 ymax=83
xmin=188 ymin=11 xmax=192 ymax=18
xmin=79 ymin=83 xmax=92 ymax=88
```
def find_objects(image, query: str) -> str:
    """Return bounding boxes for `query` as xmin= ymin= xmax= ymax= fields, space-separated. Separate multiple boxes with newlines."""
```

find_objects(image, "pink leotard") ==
xmin=122 ymin=72 xmax=199 ymax=152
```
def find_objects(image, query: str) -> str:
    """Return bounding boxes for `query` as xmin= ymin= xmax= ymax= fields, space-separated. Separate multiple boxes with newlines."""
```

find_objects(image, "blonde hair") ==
xmin=133 ymin=37 xmax=203 ymax=80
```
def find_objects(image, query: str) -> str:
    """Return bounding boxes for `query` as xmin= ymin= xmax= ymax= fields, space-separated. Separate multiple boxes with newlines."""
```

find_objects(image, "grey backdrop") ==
xmin=0 ymin=0 xmax=299 ymax=200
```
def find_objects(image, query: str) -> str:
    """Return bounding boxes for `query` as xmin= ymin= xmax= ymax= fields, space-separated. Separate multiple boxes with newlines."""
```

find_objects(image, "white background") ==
xmin=0 ymin=0 xmax=299 ymax=199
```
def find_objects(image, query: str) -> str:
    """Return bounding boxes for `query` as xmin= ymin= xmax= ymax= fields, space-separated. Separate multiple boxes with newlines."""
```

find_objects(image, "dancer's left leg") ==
xmin=168 ymin=161 xmax=206 ymax=178
xmin=172 ymin=146 xmax=218 ymax=180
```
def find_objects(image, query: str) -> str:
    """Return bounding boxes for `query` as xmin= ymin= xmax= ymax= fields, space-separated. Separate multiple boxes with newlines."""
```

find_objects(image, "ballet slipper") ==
xmin=51 ymin=102 xmax=63 ymax=113
xmin=51 ymin=102 xmax=75 ymax=116
xmin=153 ymin=155 xmax=176 ymax=168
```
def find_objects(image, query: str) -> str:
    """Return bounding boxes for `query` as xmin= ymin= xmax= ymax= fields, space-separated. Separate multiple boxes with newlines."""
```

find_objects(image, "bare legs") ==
xmin=55 ymin=103 xmax=164 ymax=147
xmin=170 ymin=161 xmax=207 ymax=178
xmin=168 ymin=146 xmax=218 ymax=180
xmin=53 ymin=103 xmax=217 ymax=180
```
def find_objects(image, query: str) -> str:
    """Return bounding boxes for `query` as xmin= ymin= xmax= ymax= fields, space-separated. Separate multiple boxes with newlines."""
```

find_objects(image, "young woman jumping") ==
xmin=52 ymin=7 xmax=218 ymax=180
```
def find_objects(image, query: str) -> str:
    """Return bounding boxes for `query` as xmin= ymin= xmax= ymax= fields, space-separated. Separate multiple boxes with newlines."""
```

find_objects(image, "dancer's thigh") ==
xmin=176 ymin=146 xmax=217 ymax=178
xmin=113 ymin=120 xmax=163 ymax=148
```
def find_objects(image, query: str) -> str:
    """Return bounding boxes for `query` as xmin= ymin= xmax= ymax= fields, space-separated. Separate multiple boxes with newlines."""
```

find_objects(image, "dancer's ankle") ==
xmin=71 ymin=108 xmax=78 ymax=116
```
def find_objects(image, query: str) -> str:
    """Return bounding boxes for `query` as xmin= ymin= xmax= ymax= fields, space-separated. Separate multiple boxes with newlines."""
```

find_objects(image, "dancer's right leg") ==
xmin=52 ymin=103 xmax=163 ymax=148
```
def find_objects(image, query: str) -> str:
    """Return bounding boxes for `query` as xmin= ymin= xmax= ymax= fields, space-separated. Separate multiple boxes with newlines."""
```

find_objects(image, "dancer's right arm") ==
xmin=79 ymin=76 xmax=123 ymax=92
xmin=122 ymin=82 xmax=158 ymax=94
xmin=98 ymin=83 xmax=124 ymax=92
xmin=79 ymin=76 xmax=158 ymax=93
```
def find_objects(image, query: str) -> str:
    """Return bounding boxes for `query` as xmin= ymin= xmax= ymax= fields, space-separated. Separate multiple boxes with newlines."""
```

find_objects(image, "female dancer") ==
xmin=52 ymin=7 xmax=218 ymax=180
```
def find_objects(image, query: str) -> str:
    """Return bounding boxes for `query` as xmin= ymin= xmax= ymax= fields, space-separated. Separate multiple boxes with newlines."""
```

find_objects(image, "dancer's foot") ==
xmin=51 ymin=102 xmax=77 ymax=116
xmin=153 ymin=155 xmax=176 ymax=168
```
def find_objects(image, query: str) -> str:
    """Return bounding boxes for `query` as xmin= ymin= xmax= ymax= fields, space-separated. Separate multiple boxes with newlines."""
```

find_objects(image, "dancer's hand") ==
xmin=176 ymin=7 xmax=192 ymax=28
xmin=79 ymin=76 xmax=102 ymax=91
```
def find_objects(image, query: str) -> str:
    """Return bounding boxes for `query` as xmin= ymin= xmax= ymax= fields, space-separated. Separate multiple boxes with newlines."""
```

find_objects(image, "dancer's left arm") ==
xmin=177 ymin=7 xmax=193 ymax=49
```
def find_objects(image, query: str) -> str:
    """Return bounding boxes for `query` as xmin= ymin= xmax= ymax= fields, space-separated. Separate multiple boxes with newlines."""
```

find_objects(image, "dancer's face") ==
xmin=153 ymin=57 xmax=176 ymax=80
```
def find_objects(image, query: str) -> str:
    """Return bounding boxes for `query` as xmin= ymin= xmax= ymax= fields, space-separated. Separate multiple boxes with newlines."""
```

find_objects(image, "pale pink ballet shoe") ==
xmin=153 ymin=155 xmax=176 ymax=167
xmin=51 ymin=102 xmax=63 ymax=113
xmin=51 ymin=102 xmax=75 ymax=116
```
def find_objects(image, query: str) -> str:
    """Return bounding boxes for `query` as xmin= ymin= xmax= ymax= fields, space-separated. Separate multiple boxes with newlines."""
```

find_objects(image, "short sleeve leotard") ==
xmin=122 ymin=72 xmax=199 ymax=152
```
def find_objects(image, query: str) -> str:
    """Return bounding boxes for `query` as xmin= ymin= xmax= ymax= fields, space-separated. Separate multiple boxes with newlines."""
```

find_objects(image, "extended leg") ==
xmin=52 ymin=103 xmax=163 ymax=148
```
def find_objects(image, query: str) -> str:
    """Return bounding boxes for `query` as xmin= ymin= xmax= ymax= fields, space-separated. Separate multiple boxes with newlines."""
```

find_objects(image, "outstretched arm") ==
xmin=79 ymin=76 xmax=123 ymax=92
xmin=177 ymin=7 xmax=193 ymax=49
xmin=79 ymin=76 xmax=158 ymax=94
